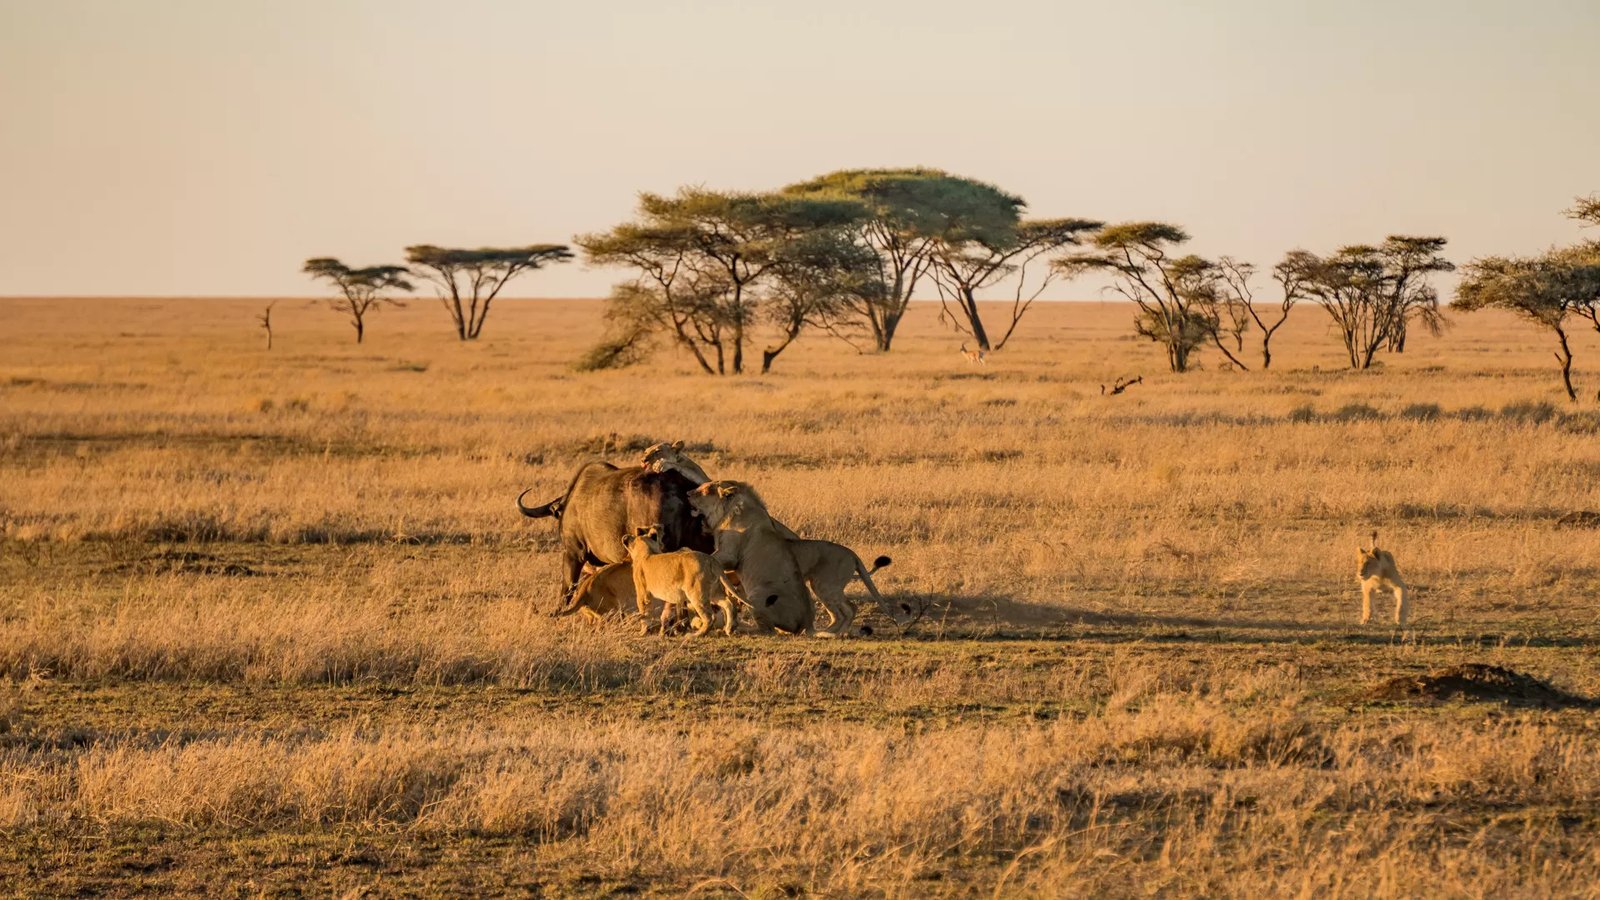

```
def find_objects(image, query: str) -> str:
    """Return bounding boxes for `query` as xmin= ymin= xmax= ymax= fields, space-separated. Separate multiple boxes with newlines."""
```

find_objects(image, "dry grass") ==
xmin=4 ymin=296 xmax=1600 ymax=895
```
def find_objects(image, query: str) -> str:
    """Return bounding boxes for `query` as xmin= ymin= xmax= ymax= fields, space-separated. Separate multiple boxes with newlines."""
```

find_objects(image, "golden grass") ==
xmin=4 ymin=296 xmax=1600 ymax=894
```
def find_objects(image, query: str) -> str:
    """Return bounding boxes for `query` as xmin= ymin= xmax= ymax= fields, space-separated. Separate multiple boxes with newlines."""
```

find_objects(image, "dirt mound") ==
xmin=1369 ymin=664 xmax=1590 ymax=707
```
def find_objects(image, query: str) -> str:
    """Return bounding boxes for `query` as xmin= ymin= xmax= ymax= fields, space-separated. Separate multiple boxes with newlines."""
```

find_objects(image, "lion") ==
xmin=640 ymin=440 xmax=713 ymax=486
xmin=786 ymin=541 xmax=916 ymax=636
xmin=688 ymin=481 xmax=814 ymax=635
xmin=625 ymin=525 xmax=734 ymax=637
xmin=550 ymin=561 xmax=635 ymax=622
xmin=687 ymin=480 xmax=918 ymax=636
xmin=1357 ymin=530 xmax=1411 ymax=626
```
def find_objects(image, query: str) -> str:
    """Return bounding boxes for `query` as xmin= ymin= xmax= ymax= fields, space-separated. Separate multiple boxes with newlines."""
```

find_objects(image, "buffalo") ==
xmin=517 ymin=461 xmax=711 ymax=602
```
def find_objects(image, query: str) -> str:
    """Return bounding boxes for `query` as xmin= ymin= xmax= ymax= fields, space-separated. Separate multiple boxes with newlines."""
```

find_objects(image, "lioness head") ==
xmin=641 ymin=440 xmax=711 ymax=485
xmin=623 ymin=525 xmax=665 ymax=555
xmin=689 ymin=480 xmax=768 ymax=527
xmin=1357 ymin=531 xmax=1393 ymax=579
xmin=1357 ymin=548 xmax=1391 ymax=580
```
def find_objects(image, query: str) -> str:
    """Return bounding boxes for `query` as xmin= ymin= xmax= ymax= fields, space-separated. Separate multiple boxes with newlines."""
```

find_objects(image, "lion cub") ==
xmin=624 ymin=525 xmax=735 ymax=636
xmin=1357 ymin=530 xmax=1410 ymax=626
xmin=550 ymin=561 xmax=634 ymax=623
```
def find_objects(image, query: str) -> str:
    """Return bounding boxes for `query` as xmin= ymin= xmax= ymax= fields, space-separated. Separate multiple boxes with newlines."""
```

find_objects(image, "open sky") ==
xmin=2 ymin=0 xmax=1596 ymax=299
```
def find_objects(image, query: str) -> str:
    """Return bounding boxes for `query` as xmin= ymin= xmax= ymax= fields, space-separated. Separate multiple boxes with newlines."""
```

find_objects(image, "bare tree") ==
xmin=930 ymin=217 xmax=1103 ymax=352
xmin=405 ymin=244 xmax=572 ymax=341
xmin=1207 ymin=255 xmax=1299 ymax=370
xmin=256 ymin=302 xmax=275 ymax=350
xmin=302 ymin=258 xmax=412 ymax=343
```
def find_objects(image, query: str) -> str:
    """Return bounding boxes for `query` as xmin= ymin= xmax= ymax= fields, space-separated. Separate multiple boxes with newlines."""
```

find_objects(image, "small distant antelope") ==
xmin=1357 ymin=530 xmax=1410 ymax=626
xmin=960 ymin=343 xmax=987 ymax=365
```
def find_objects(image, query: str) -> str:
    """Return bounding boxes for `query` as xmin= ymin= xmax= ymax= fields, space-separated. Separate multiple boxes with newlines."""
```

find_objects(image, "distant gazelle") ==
xmin=1357 ymin=530 xmax=1410 ymax=626
xmin=960 ymin=343 xmax=987 ymax=365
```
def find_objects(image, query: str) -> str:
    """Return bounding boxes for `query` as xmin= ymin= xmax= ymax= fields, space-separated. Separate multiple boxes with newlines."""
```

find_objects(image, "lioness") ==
xmin=644 ymin=448 xmax=913 ymax=629
xmin=689 ymin=481 xmax=814 ymax=635
xmin=788 ymin=542 xmax=917 ymax=635
xmin=625 ymin=525 xmax=733 ymax=637
xmin=640 ymin=441 xmax=712 ymax=486
xmin=1358 ymin=530 xmax=1411 ymax=626
xmin=551 ymin=561 xmax=634 ymax=622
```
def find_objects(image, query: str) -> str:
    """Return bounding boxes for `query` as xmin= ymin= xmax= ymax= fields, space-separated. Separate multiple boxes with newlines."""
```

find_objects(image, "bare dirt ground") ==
xmin=4 ymin=297 xmax=1600 ymax=896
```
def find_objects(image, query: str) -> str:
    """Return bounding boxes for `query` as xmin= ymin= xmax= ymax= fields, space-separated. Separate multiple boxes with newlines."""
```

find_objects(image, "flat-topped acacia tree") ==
xmin=1457 ymin=196 xmax=1600 ymax=401
xmin=1059 ymin=222 xmax=1218 ymax=373
xmin=404 ymin=244 xmax=573 ymax=340
xmin=301 ymin=258 xmax=413 ymax=343
xmin=1456 ymin=250 xmax=1599 ymax=401
xmin=578 ymin=188 xmax=865 ymax=374
xmin=784 ymin=168 xmax=1030 ymax=352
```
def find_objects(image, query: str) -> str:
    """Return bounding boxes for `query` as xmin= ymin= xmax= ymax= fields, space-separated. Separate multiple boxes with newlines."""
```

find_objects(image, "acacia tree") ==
xmin=930 ymin=216 xmax=1103 ymax=351
xmin=1197 ymin=255 xmax=1299 ymax=370
xmin=1456 ymin=249 xmax=1600 ymax=401
xmin=785 ymin=168 xmax=1029 ymax=352
xmin=1570 ymin=195 xmax=1600 ymax=227
xmin=578 ymin=188 xmax=865 ymax=374
xmin=761 ymin=229 xmax=882 ymax=373
xmin=301 ymin=258 xmax=413 ymax=343
xmin=1283 ymin=236 xmax=1453 ymax=370
xmin=405 ymin=244 xmax=572 ymax=340
xmin=1059 ymin=222 xmax=1221 ymax=373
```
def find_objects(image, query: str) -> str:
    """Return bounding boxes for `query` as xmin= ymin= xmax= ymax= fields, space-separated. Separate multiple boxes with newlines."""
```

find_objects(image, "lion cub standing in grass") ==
xmin=1358 ymin=531 xmax=1411 ymax=626
xmin=625 ymin=525 xmax=735 ymax=636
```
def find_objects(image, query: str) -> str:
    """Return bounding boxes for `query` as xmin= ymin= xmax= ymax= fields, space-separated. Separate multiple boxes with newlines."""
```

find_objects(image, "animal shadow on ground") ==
xmin=910 ymin=593 xmax=1600 ymax=649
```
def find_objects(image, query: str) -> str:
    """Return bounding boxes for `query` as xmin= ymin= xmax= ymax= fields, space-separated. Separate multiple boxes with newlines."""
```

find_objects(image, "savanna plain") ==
xmin=4 ymin=297 xmax=1600 ymax=897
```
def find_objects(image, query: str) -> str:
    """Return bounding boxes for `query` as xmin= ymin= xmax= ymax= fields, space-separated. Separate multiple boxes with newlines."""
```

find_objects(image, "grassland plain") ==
xmin=3 ymin=296 xmax=1600 ymax=897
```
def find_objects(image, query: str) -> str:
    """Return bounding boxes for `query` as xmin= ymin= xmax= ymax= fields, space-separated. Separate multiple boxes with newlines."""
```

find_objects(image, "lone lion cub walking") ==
xmin=1357 ymin=530 xmax=1411 ymax=626
xmin=625 ymin=525 xmax=735 ymax=636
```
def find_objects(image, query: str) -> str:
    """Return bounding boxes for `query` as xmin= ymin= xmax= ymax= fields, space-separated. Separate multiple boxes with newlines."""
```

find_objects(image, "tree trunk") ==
xmin=761 ymin=325 xmax=802 ymax=374
xmin=1210 ymin=334 xmax=1249 ymax=371
xmin=876 ymin=314 xmax=897 ymax=352
xmin=1556 ymin=325 xmax=1577 ymax=402
xmin=1260 ymin=336 xmax=1272 ymax=370
xmin=961 ymin=287 xmax=992 ymax=352
xmin=354 ymin=318 xmax=364 ymax=344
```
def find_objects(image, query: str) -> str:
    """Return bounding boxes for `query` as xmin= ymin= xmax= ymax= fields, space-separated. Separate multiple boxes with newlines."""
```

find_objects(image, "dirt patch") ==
xmin=105 ymin=550 xmax=260 ymax=577
xmin=1557 ymin=510 xmax=1600 ymax=528
xmin=1368 ymin=664 xmax=1591 ymax=708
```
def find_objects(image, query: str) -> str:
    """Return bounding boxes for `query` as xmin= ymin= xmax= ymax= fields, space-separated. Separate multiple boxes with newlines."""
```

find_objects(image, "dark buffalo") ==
xmin=517 ymin=462 xmax=711 ymax=601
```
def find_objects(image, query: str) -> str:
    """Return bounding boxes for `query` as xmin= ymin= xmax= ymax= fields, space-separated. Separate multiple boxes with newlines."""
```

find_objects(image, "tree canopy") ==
xmin=1059 ymin=222 xmax=1219 ymax=372
xmin=578 ymin=188 xmax=867 ymax=373
xmin=301 ymin=257 xmax=413 ymax=343
xmin=929 ymin=215 xmax=1102 ymax=351
xmin=1280 ymin=236 xmax=1452 ymax=369
xmin=783 ymin=168 xmax=1029 ymax=351
xmin=405 ymin=244 xmax=572 ymax=340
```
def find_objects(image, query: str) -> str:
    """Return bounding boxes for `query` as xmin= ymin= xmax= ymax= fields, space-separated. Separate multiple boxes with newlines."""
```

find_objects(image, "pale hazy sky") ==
xmin=2 ymin=0 xmax=1596 ymax=299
